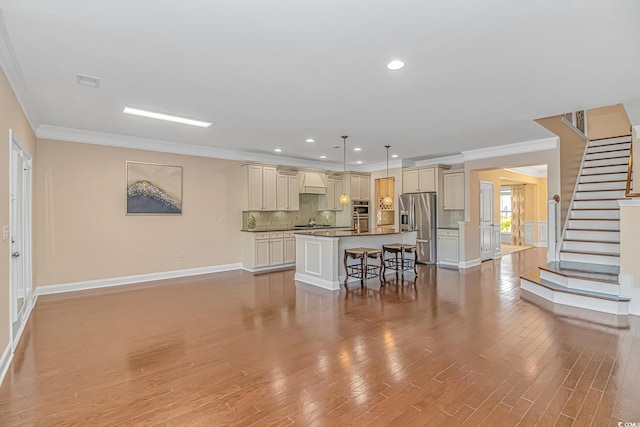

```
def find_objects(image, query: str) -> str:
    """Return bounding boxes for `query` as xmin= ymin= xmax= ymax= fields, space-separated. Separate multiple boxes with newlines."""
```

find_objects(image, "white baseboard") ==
xmin=0 ymin=343 xmax=13 ymax=387
xmin=294 ymin=272 xmax=339 ymax=291
xmin=619 ymin=274 xmax=640 ymax=317
xmin=459 ymin=258 xmax=481 ymax=269
xmin=242 ymin=263 xmax=295 ymax=273
xmin=36 ymin=263 xmax=242 ymax=296
xmin=438 ymin=261 xmax=459 ymax=269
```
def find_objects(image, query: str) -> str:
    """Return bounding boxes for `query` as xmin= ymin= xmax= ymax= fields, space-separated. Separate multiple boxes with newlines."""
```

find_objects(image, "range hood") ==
xmin=299 ymin=171 xmax=327 ymax=194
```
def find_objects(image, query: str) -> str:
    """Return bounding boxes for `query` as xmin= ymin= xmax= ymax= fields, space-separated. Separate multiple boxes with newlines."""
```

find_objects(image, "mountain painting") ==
xmin=126 ymin=162 xmax=182 ymax=214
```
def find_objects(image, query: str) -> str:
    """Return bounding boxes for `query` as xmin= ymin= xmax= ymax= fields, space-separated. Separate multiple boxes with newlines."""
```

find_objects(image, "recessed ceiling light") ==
xmin=319 ymin=155 xmax=327 ymax=159
xmin=306 ymin=138 xmax=315 ymax=143
xmin=387 ymin=60 xmax=405 ymax=71
xmin=391 ymin=154 xmax=399 ymax=158
xmin=356 ymin=161 xmax=363 ymax=164
xmin=123 ymin=106 xmax=213 ymax=128
xmin=274 ymin=148 xmax=282 ymax=152
xmin=353 ymin=147 xmax=362 ymax=151
xmin=76 ymin=74 xmax=100 ymax=88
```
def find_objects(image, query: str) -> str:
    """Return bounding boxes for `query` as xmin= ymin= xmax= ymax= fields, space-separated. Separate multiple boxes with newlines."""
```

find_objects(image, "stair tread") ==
xmin=583 ymin=163 xmax=629 ymax=169
xmin=577 ymin=188 xmax=626 ymax=192
xmin=560 ymin=249 xmax=619 ymax=257
xmin=579 ymin=180 xmax=628 ymax=184
xmin=571 ymin=208 xmax=619 ymax=210
xmin=566 ymin=228 xmax=620 ymax=232
xmin=542 ymin=261 xmax=620 ymax=282
xmin=580 ymin=171 xmax=630 ymax=176
xmin=569 ymin=218 xmax=619 ymax=221
xmin=587 ymin=148 xmax=630 ymax=155
xmin=521 ymin=272 xmax=628 ymax=301
xmin=564 ymin=239 xmax=620 ymax=244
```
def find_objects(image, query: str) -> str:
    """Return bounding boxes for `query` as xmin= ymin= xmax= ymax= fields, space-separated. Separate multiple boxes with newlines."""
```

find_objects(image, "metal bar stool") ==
xmin=344 ymin=247 xmax=384 ymax=286
xmin=382 ymin=244 xmax=417 ymax=276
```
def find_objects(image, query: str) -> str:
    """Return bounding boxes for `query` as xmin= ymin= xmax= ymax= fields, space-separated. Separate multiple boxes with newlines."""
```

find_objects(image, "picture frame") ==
xmin=126 ymin=161 xmax=182 ymax=215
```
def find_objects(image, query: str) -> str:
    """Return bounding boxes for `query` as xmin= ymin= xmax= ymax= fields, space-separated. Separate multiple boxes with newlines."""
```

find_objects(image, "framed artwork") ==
xmin=126 ymin=161 xmax=182 ymax=215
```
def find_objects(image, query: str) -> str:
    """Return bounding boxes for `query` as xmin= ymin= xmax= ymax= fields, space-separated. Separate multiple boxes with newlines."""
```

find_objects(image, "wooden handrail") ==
xmin=627 ymin=139 xmax=640 ymax=197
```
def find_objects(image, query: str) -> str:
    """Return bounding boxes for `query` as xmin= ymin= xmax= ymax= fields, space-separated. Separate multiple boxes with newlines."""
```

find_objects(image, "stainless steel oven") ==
xmin=352 ymin=201 xmax=369 ymax=232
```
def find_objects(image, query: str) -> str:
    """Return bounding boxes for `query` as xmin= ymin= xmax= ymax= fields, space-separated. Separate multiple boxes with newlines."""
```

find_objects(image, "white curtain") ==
xmin=510 ymin=185 xmax=525 ymax=246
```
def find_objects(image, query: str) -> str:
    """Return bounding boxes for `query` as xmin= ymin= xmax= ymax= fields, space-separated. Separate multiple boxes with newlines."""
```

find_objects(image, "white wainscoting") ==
xmin=537 ymin=221 xmax=548 ymax=247
xmin=524 ymin=221 xmax=535 ymax=246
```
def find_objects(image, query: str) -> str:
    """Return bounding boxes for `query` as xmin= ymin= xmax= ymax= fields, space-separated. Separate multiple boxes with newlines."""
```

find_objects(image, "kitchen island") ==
xmin=294 ymin=229 xmax=417 ymax=290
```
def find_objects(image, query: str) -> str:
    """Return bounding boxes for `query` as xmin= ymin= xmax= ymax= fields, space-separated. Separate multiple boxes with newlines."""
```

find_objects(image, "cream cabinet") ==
xmin=402 ymin=167 xmax=436 ymax=194
xmin=242 ymin=231 xmax=295 ymax=270
xmin=242 ymin=164 xmax=277 ymax=211
xmin=320 ymin=177 xmax=344 ymax=211
xmin=276 ymin=173 xmax=299 ymax=211
xmin=443 ymin=172 xmax=464 ymax=210
xmin=284 ymin=231 xmax=296 ymax=264
xmin=349 ymin=174 xmax=371 ymax=201
xmin=437 ymin=229 xmax=459 ymax=267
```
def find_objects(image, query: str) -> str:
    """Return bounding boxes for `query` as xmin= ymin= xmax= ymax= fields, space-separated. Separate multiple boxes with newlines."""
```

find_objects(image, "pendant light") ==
xmin=339 ymin=135 xmax=351 ymax=204
xmin=382 ymin=145 xmax=393 ymax=207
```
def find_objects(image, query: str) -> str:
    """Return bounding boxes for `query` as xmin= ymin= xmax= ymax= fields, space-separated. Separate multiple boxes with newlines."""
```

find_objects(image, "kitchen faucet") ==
xmin=352 ymin=211 xmax=360 ymax=234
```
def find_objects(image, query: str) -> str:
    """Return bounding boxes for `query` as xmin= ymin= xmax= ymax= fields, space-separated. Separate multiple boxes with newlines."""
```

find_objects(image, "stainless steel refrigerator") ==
xmin=398 ymin=192 xmax=437 ymax=264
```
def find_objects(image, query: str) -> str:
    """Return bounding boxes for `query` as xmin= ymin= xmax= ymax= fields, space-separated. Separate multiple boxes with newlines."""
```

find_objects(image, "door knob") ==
xmin=12 ymin=251 xmax=20 ymax=258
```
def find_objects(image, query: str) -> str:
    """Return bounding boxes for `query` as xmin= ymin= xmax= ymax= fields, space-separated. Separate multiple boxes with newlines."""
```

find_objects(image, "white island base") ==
xmin=294 ymin=230 xmax=418 ymax=290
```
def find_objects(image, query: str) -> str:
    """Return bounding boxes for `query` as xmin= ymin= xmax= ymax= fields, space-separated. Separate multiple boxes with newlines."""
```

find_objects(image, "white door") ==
xmin=479 ymin=180 xmax=494 ymax=261
xmin=10 ymin=132 xmax=33 ymax=350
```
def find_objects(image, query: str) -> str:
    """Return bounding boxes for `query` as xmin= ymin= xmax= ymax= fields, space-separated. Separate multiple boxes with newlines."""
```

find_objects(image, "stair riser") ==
xmin=587 ymin=143 xmax=630 ymax=154
xmin=581 ymin=165 xmax=628 ymax=175
xmin=575 ymin=190 xmax=626 ymax=200
xmin=565 ymin=230 xmax=619 ymax=242
xmin=521 ymin=279 xmax=628 ymax=315
xmin=585 ymin=150 xmax=630 ymax=161
xmin=567 ymin=220 xmax=619 ymax=230
xmin=570 ymin=209 xmax=619 ymax=219
xmin=572 ymin=200 xmax=620 ymax=209
xmin=562 ymin=241 xmax=620 ymax=253
xmin=580 ymin=173 xmax=628 ymax=183
xmin=539 ymin=270 xmax=620 ymax=294
xmin=559 ymin=252 xmax=620 ymax=266
xmin=588 ymin=136 xmax=632 ymax=146
xmin=577 ymin=182 xmax=626 ymax=192
xmin=583 ymin=158 xmax=629 ymax=168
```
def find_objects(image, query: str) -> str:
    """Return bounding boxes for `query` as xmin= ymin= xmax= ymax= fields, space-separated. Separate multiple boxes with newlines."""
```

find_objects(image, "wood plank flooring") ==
xmin=0 ymin=248 xmax=639 ymax=426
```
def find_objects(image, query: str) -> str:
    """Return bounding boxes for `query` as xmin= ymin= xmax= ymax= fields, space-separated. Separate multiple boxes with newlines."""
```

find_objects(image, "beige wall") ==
xmin=36 ymin=139 xmax=242 ymax=286
xmin=464 ymin=148 xmax=560 ymax=262
xmin=619 ymin=205 xmax=640 ymax=288
xmin=0 ymin=67 xmax=37 ymax=351
xmin=587 ymin=104 xmax=632 ymax=141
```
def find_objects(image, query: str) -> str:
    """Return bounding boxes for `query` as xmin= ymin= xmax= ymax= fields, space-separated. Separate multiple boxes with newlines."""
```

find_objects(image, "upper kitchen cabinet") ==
xmin=319 ymin=176 xmax=344 ymax=211
xmin=349 ymin=174 xmax=371 ymax=201
xmin=241 ymin=164 xmax=277 ymax=211
xmin=276 ymin=172 xmax=299 ymax=211
xmin=443 ymin=171 xmax=465 ymax=210
xmin=402 ymin=167 xmax=436 ymax=193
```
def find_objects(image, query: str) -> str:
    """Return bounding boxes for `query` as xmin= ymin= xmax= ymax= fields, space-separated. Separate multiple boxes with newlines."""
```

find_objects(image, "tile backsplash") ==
xmin=242 ymin=194 xmax=336 ymax=230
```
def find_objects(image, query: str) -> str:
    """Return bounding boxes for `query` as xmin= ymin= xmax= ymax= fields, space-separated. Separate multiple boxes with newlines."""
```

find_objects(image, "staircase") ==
xmin=521 ymin=135 xmax=631 ymax=316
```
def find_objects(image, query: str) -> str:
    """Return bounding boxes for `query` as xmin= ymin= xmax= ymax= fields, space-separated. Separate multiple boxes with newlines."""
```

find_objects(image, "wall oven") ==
xmin=352 ymin=201 xmax=369 ymax=232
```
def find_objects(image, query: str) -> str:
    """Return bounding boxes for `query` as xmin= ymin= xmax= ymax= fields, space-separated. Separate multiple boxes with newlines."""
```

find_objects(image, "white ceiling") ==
xmin=505 ymin=164 xmax=547 ymax=178
xmin=1 ymin=0 xmax=639 ymax=169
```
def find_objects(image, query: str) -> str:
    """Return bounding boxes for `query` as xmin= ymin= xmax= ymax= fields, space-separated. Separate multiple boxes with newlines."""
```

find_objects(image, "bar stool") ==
xmin=344 ymin=247 xmax=384 ymax=286
xmin=382 ymin=243 xmax=418 ymax=276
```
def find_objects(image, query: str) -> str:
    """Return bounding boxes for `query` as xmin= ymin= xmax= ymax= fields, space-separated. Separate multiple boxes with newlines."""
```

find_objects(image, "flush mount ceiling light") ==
xmin=123 ymin=107 xmax=213 ymax=128
xmin=391 ymin=154 xmax=399 ymax=158
xmin=305 ymin=138 xmax=315 ymax=143
xmin=339 ymin=136 xmax=350 ymax=205
xmin=274 ymin=148 xmax=282 ymax=152
xmin=319 ymin=155 xmax=327 ymax=159
xmin=353 ymin=147 xmax=362 ymax=151
xmin=386 ymin=60 xmax=405 ymax=71
xmin=356 ymin=161 xmax=363 ymax=164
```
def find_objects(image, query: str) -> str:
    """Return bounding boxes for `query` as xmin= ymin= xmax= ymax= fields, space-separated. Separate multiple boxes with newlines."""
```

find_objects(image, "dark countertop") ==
xmin=241 ymin=226 xmax=351 ymax=232
xmin=295 ymin=229 xmax=415 ymax=238
xmin=438 ymin=226 xmax=460 ymax=230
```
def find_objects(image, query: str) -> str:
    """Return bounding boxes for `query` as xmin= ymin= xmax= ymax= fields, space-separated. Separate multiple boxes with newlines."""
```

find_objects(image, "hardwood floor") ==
xmin=1 ymin=247 xmax=639 ymax=426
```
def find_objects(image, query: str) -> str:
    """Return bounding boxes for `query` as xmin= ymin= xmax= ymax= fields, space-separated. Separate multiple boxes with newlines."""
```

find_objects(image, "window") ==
xmin=500 ymin=187 xmax=512 ymax=233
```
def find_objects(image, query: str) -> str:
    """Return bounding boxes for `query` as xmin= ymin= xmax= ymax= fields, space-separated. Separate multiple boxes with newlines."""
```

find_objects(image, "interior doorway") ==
xmin=10 ymin=131 xmax=33 ymax=350
xmin=479 ymin=180 xmax=494 ymax=261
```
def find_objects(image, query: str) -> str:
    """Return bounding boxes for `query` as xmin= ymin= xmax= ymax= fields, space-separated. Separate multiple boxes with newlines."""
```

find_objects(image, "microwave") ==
xmin=352 ymin=201 xmax=369 ymax=215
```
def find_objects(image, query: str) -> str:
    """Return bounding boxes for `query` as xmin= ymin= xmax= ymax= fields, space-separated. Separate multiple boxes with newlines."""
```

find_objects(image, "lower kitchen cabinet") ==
xmin=242 ymin=231 xmax=296 ymax=270
xmin=437 ymin=229 xmax=459 ymax=267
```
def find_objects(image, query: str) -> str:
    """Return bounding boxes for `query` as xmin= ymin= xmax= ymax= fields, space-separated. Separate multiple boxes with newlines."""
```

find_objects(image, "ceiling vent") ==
xmin=76 ymin=74 xmax=100 ymax=88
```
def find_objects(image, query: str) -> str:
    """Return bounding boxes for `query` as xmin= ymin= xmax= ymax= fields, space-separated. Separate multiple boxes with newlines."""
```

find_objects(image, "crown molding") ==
xmin=414 ymin=154 xmax=465 ymax=167
xmin=0 ymin=11 xmax=39 ymax=131
xmin=462 ymin=136 xmax=558 ymax=162
xmin=36 ymin=125 xmax=342 ymax=170
xmin=354 ymin=159 xmax=403 ymax=173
